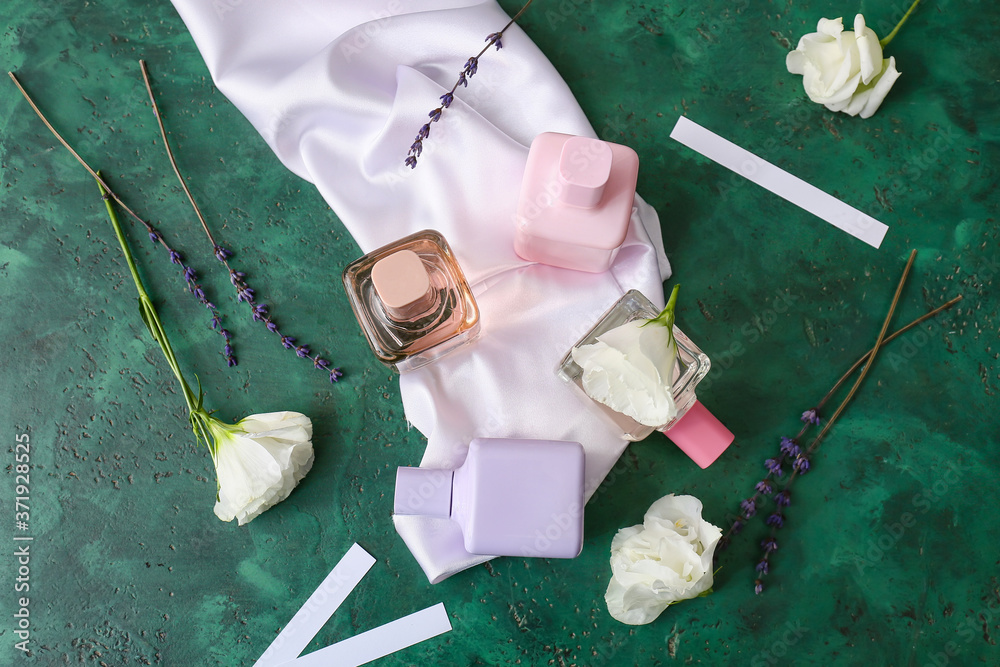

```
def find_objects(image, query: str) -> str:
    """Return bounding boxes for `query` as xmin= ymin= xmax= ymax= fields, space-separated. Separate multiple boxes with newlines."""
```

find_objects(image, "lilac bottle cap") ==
xmin=394 ymin=467 xmax=454 ymax=518
xmin=663 ymin=400 xmax=735 ymax=469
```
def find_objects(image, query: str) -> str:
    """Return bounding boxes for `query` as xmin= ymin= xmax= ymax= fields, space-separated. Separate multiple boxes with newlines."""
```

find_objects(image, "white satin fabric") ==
xmin=170 ymin=0 xmax=670 ymax=583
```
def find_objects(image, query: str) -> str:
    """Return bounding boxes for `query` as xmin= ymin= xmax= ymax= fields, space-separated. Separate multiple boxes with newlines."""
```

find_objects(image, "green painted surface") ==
xmin=1 ymin=0 xmax=997 ymax=664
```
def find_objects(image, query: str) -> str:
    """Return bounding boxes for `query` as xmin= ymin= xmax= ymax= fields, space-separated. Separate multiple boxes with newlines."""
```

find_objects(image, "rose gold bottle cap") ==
xmin=372 ymin=249 xmax=430 ymax=310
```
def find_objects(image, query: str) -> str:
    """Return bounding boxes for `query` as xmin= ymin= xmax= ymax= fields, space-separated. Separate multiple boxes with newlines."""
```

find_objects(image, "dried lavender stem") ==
xmin=9 ymin=71 xmax=162 ymax=245
xmin=139 ymin=60 xmax=219 ymax=248
xmin=721 ymin=290 xmax=961 ymax=542
xmin=799 ymin=249 xmax=918 ymax=458
xmin=9 ymin=69 xmax=235 ymax=365
xmin=753 ymin=250 xmax=920 ymax=592
xmin=139 ymin=61 xmax=342 ymax=382
xmin=445 ymin=0 xmax=534 ymax=99
xmin=816 ymin=294 xmax=962 ymax=410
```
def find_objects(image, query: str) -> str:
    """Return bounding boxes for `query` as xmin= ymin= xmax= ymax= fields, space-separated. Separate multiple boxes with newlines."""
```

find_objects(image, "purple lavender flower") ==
xmin=765 ymin=458 xmax=784 ymax=476
xmin=755 ymin=560 xmax=769 ymax=574
xmin=780 ymin=437 xmax=800 ymax=458
xmin=775 ymin=490 xmax=791 ymax=507
xmin=766 ymin=513 xmax=785 ymax=529
xmin=761 ymin=537 xmax=778 ymax=553
xmin=801 ymin=409 xmax=821 ymax=425
xmin=754 ymin=579 xmax=764 ymax=595
xmin=793 ymin=455 xmax=811 ymax=474
xmin=417 ymin=124 xmax=431 ymax=140
xmin=740 ymin=498 xmax=757 ymax=518
xmin=141 ymin=230 xmax=235 ymax=366
xmin=223 ymin=264 xmax=342 ymax=382
xmin=403 ymin=2 xmax=532 ymax=168
xmin=409 ymin=140 xmax=423 ymax=157
xmin=731 ymin=518 xmax=744 ymax=534
xmin=755 ymin=480 xmax=773 ymax=495
xmin=214 ymin=244 xmax=232 ymax=261
xmin=486 ymin=32 xmax=503 ymax=49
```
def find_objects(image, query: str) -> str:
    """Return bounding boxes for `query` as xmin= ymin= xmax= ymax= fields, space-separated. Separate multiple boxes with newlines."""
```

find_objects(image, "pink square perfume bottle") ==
xmin=342 ymin=229 xmax=480 ymax=372
xmin=514 ymin=132 xmax=639 ymax=273
xmin=394 ymin=438 xmax=586 ymax=558
xmin=558 ymin=290 xmax=734 ymax=468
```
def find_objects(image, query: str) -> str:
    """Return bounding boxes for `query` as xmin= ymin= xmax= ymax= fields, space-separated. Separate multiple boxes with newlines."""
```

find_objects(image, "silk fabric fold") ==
xmin=170 ymin=0 xmax=670 ymax=582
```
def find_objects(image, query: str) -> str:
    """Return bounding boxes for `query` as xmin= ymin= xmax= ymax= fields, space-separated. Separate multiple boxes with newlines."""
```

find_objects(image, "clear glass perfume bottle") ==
xmin=558 ymin=289 xmax=734 ymax=468
xmin=343 ymin=229 xmax=480 ymax=373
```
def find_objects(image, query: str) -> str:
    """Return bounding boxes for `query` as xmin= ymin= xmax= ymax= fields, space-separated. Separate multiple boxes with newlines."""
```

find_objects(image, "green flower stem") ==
xmin=96 ymin=175 xmax=217 ymax=455
xmin=879 ymin=0 xmax=921 ymax=48
xmin=643 ymin=283 xmax=681 ymax=348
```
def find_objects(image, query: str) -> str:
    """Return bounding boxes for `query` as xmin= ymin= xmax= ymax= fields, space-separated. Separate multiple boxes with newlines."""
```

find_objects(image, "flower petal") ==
xmin=853 ymin=14 xmax=884 ymax=85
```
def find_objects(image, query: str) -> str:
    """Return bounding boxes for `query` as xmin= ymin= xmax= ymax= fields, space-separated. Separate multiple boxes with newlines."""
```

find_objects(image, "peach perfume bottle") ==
xmin=558 ymin=290 xmax=734 ymax=468
xmin=514 ymin=133 xmax=640 ymax=273
xmin=343 ymin=230 xmax=480 ymax=372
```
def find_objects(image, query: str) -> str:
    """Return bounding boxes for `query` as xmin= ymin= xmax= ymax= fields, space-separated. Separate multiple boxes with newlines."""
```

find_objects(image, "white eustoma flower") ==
xmin=786 ymin=14 xmax=901 ymax=118
xmin=209 ymin=411 xmax=314 ymax=525
xmin=606 ymin=494 xmax=721 ymax=625
xmin=571 ymin=285 xmax=680 ymax=427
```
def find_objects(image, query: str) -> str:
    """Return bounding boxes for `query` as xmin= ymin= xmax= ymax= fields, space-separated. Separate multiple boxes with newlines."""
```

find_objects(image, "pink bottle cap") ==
xmin=371 ymin=249 xmax=430 ymax=310
xmin=394 ymin=466 xmax=454 ymax=518
xmin=557 ymin=136 xmax=613 ymax=208
xmin=663 ymin=400 xmax=734 ymax=469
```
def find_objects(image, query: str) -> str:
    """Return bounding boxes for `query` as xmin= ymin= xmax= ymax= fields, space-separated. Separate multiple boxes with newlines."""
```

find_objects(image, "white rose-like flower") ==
xmin=571 ymin=285 xmax=680 ymax=427
xmin=786 ymin=14 xmax=901 ymax=118
xmin=209 ymin=411 xmax=315 ymax=525
xmin=606 ymin=494 xmax=721 ymax=625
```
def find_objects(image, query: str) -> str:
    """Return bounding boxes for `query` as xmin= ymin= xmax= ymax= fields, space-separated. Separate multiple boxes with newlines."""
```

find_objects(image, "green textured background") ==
xmin=1 ymin=0 xmax=998 ymax=665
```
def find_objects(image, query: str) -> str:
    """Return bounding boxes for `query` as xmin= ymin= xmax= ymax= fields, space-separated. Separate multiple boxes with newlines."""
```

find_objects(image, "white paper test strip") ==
xmin=283 ymin=602 xmax=453 ymax=667
xmin=254 ymin=543 xmax=376 ymax=667
xmin=669 ymin=116 xmax=889 ymax=249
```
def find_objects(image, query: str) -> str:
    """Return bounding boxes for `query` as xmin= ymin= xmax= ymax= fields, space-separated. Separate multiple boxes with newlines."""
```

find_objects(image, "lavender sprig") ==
xmin=719 ymin=284 xmax=965 ymax=563
xmin=164 ymin=237 xmax=237 ymax=366
xmin=8 ymin=71 xmax=236 ymax=367
xmin=405 ymin=0 xmax=534 ymax=168
xmin=738 ymin=251 xmax=933 ymax=595
xmin=140 ymin=61 xmax=343 ymax=384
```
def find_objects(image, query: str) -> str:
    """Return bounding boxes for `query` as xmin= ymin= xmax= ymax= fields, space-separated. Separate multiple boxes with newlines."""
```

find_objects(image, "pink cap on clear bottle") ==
xmin=662 ymin=400 xmax=734 ymax=469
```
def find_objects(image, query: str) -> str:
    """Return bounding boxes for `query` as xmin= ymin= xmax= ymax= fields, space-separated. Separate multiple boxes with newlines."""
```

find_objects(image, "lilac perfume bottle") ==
xmin=558 ymin=290 xmax=734 ymax=468
xmin=343 ymin=229 xmax=480 ymax=373
xmin=394 ymin=438 xmax=586 ymax=558
xmin=514 ymin=132 xmax=639 ymax=273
